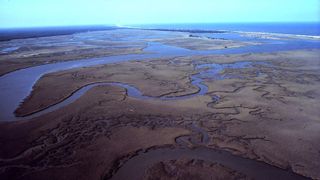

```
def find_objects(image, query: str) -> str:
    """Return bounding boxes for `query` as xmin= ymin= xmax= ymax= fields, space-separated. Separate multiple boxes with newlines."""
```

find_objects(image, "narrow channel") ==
xmin=109 ymin=122 xmax=309 ymax=180
xmin=15 ymin=61 xmax=258 ymax=121
xmin=0 ymin=37 xmax=319 ymax=121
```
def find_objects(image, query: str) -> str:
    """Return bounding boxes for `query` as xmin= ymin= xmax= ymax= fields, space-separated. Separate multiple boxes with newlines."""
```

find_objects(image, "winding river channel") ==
xmin=110 ymin=122 xmax=309 ymax=180
xmin=0 ymin=36 xmax=319 ymax=121
xmin=0 ymin=31 xmax=319 ymax=180
xmin=16 ymin=61 xmax=263 ymax=121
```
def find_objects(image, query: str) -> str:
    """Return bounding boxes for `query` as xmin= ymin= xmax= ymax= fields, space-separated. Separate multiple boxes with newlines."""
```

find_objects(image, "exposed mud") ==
xmin=0 ymin=29 xmax=319 ymax=180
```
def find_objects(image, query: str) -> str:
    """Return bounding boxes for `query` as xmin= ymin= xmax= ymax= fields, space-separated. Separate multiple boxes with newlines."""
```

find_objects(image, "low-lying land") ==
xmin=1 ymin=48 xmax=319 ymax=179
xmin=0 ymin=30 xmax=146 ymax=75
xmin=237 ymin=31 xmax=320 ymax=41
xmin=0 ymin=29 xmax=259 ymax=75
xmin=143 ymin=159 xmax=249 ymax=180
xmin=153 ymin=36 xmax=259 ymax=50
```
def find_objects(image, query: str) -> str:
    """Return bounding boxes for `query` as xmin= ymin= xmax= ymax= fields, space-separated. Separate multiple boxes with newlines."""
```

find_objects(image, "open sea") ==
xmin=1 ymin=23 xmax=319 ymax=41
xmin=135 ymin=23 xmax=320 ymax=36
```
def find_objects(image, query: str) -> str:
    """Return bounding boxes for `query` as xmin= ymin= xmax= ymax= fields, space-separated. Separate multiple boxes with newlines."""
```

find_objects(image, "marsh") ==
xmin=0 ymin=0 xmax=320 ymax=180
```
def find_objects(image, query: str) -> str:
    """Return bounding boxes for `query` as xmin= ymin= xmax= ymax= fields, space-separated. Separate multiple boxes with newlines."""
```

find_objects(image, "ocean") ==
xmin=1 ymin=23 xmax=319 ymax=42
xmin=135 ymin=23 xmax=320 ymax=36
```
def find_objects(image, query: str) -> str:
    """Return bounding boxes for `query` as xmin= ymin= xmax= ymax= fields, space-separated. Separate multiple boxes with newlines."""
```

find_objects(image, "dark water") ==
xmin=137 ymin=23 xmax=320 ymax=36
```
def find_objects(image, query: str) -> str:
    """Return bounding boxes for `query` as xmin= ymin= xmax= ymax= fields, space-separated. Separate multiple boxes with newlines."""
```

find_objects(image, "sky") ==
xmin=0 ymin=0 xmax=319 ymax=28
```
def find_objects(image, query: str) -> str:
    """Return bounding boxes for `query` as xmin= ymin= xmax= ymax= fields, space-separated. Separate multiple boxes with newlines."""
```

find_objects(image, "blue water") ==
xmin=137 ymin=23 xmax=320 ymax=36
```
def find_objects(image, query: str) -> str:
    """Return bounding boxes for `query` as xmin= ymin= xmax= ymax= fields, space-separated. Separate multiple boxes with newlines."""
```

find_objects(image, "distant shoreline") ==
xmin=139 ymin=28 xmax=227 ymax=34
xmin=1 ymin=23 xmax=319 ymax=42
xmin=135 ymin=27 xmax=320 ymax=41
xmin=134 ymin=22 xmax=320 ymax=36
xmin=0 ymin=25 xmax=118 ymax=41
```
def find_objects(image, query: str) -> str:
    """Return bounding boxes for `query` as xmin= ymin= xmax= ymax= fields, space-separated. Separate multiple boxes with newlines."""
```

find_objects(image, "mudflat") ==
xmin=0 ymin=30 xmax=145 ymax=76
xmin=0 ymin=29 xmax=319 ymax=180
xmin=0 ymin=29 xmax=258 ymax=76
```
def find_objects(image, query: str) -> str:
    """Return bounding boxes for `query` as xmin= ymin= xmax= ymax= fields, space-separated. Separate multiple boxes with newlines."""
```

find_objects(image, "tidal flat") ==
xmin=0 ymin=28 xmax=319 ymax=180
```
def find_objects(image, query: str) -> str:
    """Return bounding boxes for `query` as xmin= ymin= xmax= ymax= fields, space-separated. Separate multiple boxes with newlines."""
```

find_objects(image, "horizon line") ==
xmin=0 ymin=21 xmax=320 ymax=29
